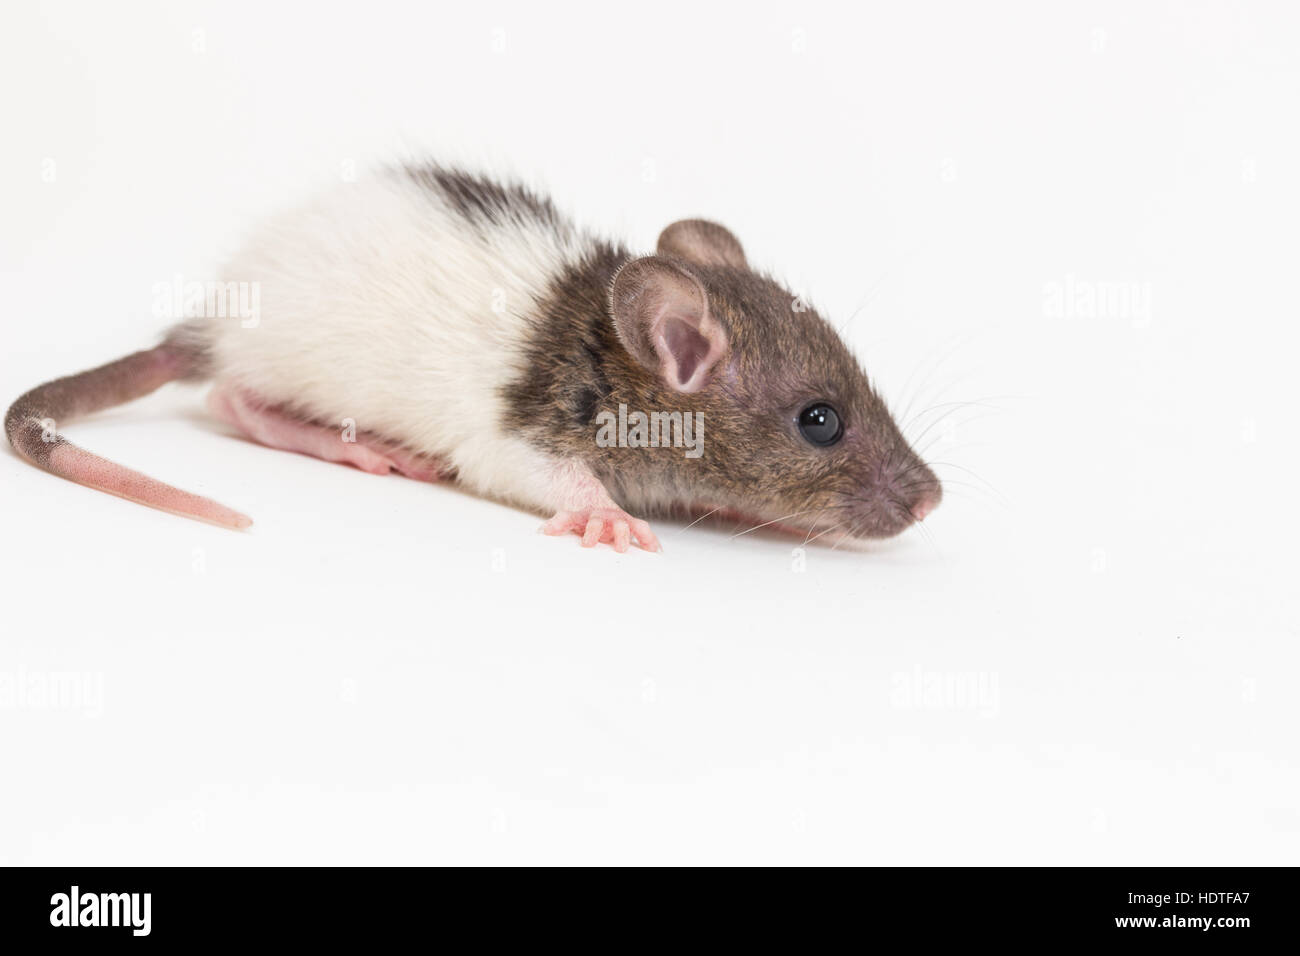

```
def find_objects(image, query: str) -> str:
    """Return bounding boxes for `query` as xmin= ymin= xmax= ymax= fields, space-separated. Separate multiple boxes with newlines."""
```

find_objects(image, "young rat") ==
xmin=6 ymin=164 xmax=941 ymax=551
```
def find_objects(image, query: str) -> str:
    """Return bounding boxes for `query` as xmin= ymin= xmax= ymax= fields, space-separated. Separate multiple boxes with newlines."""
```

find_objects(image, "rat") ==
xmin=5 ymin=164 xmax=941 ymax=552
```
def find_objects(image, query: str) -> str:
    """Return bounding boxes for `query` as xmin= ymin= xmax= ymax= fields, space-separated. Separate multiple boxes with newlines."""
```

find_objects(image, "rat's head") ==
xmin=608 ymin=219 xmax=941 ymax=542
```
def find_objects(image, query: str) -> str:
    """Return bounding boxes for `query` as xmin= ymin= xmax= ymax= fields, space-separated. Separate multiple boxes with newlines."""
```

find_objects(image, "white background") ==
xmin=1 ymin=1 xmax=1296 ymax=864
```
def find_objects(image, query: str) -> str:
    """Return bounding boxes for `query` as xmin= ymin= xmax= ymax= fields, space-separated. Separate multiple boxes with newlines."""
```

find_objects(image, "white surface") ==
xmin=1 ymin=0 xmax=1296 ymax=865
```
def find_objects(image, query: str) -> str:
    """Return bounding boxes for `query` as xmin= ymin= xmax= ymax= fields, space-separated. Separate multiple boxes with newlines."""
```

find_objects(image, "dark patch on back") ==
xmin=573 ymin=387 xmax=601 ymax=428
xmin=502 ymin=241 xmax=630 ymax=459
xmin=404 ymin=164 xmax=562 ymax=231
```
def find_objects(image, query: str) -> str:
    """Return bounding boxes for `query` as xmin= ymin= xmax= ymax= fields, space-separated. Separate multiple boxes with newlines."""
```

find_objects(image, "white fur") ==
xmin=206 ymin=172 xmax=597 ymax=512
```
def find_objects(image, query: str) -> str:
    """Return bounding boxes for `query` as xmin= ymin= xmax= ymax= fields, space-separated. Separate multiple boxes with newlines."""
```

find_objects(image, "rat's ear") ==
xmin=657 ymin=219 xmax=747 ymax=269
xmin=609 ymin=256 xmax=729 ymax=393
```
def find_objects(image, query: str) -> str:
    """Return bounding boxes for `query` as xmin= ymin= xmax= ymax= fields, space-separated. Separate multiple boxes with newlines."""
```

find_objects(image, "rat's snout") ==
xmin=896 ymin=465 xmax=942 ymax=525
xmin=910 ymin=483 xmax=942 ymax=522
xmin=848 ymin=458 xmax=942 ymax=538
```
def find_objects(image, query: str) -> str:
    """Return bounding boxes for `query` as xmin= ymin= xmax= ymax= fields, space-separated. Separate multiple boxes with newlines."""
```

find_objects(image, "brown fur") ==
xmin=504 ymin=227 xmax=941 ymax=539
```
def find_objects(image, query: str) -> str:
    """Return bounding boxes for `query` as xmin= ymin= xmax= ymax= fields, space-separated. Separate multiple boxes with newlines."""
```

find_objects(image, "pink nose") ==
xmin=911 ymin=492 xmax=941 ymax=522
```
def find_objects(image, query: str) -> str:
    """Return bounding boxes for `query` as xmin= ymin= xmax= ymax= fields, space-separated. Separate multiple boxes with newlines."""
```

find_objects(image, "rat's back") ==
xmin=198 ymin=166 xmax=596 ymax=459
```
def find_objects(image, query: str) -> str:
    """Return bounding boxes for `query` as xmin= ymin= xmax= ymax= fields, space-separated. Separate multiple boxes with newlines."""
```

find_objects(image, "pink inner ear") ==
xmin=662 ymin=315 xmax=712 ymax=386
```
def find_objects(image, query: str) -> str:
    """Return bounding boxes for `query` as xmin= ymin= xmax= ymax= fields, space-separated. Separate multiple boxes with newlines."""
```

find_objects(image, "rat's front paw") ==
xmin=540 ymin=507 xmax=662 ymax=553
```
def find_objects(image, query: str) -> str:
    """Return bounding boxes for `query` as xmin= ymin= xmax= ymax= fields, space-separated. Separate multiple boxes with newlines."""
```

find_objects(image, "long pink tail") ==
xmin=5 ymin=343 xmax=252 ymax=530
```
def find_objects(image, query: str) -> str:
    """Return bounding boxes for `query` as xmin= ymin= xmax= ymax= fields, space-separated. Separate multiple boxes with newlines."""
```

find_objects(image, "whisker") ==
xmin=926 ymin=461 xmax=1007 ymax=499
xmin=901 ymin=398 xmax=1004 ymax=438
xmin=730 ymin=507 xmax=821 ymax=538
xmin=677 ymin=505 xmax=722 ymax=534
xmin=897 ymin=367 xmax=998 ymax=432
xmin=894 ymin=333 xmax=973 ymax=429
xmin=925 ymin=484 xmax=1009 ymax=510
xmin=905 ymin=403 xmax=996 ymax=455
xmin=891 ymin=458 xmax=938 ymax=483
xmin=912 ymin=516 xmax=944 ymax=559
xmin=804 ymin=520 xmax=849 ymax=546
xmin=835 ymin=239 xmax=928 ymax=338
xmin=802 ymin=508 xmax=830 ymax=546
xmin=914 ymin=409 xmax=1004 ymax=457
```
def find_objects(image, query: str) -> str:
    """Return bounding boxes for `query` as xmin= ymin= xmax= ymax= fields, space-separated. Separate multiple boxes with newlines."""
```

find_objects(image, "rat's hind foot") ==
xmin=541 ymin=507 xmax=661 ymax=553
xmin=207 ymin=385 xmax=448 ymax=481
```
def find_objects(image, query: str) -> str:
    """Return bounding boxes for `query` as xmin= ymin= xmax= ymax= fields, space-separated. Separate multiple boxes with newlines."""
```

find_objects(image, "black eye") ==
xmin=797 ymin=403 xmax=843 ymax=446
